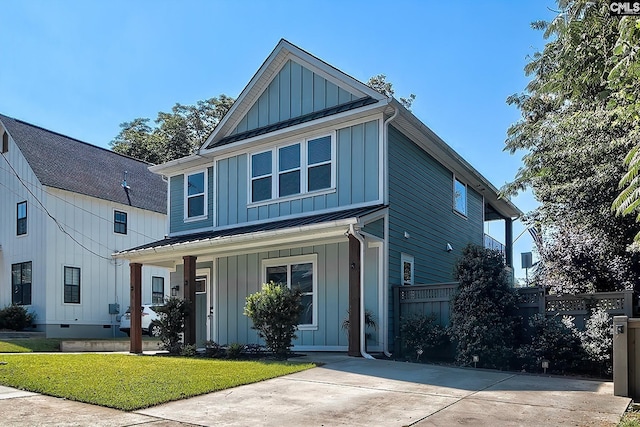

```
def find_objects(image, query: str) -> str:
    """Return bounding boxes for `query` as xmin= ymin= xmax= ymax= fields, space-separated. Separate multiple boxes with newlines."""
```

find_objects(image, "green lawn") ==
xmin=0 ymin=338 xmax=62 ymax=353
xmin=0 ymin=353 xmax=314 ymax=410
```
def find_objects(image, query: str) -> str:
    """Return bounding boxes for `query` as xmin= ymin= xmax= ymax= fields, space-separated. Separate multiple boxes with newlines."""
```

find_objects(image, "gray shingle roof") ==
xmin=0 ymin=114 xmax=166 ymax=214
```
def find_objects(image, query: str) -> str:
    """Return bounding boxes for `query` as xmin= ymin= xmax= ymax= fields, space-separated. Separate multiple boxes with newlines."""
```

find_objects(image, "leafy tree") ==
xmin=244 ymin=282 xmax=302 ymax=359
xmin=449 ymin=245 xmax=519 ymax=369
xmin=155 ymin=297 xmax=190 ymax=354
xmin=366 ymin=74 xmax=416 ymax=110
xmin=110 ymin=95 xmax=234 ymax=164
xmin=504 ymin=0 xmax=640 ymax=293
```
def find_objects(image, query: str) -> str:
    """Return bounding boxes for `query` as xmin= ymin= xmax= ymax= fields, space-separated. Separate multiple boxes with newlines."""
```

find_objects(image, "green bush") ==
xmin=154 ymin=297 xmax=189 ymax=354
xmin=399 ymin=314 xmax=447 ymax=361
xmin=449 ymin=245 xmax=519 ymax=369
xmin=579 ymin=307 xmax=613 ymax=376
xmin=517 ymin=313 xmax=583 ymax=373
xmin=0 ymin=305 xmax=35 ymax=331
xmin=226 ymin=343 xmax=245 ymax=359
xmin=180 ymin=344 xmax=198 ymax=357
xmin=244 ymin=282 xmax=302 ymax=359
xmin=203 ymin=340 xmax=223 ymax=358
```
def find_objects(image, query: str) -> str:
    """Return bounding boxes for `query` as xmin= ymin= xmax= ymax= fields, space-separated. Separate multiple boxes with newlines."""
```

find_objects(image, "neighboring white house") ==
xmin=0 ymin=114 xmax=169 ymax=338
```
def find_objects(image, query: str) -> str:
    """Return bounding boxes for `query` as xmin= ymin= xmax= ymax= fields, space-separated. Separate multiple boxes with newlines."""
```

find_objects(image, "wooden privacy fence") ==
xmin=393 ymin=283 xmax=635 ymax=354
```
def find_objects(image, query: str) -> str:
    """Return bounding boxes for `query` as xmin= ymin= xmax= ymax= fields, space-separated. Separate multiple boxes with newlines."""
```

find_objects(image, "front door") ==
xmin=195 ymin=275 xmax=207 ymax=348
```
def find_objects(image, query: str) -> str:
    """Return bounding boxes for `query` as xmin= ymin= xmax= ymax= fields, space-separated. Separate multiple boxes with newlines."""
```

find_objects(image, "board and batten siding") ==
xmin=387 ymin=125 xmax=483 ymax=286
xmin=231 ymin=59 xmax=358 ymax=136
xmin=214 ymin=242 xmax=352 ymax=348
xmin=215 ymin=120 xmax=380 ymax=227
xmin=169 ymin=166 xmax=214 ymax=234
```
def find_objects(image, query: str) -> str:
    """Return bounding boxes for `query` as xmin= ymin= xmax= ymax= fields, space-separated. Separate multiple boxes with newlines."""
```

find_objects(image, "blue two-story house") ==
xmin=116 ymin=40 xmax=520 ymax=356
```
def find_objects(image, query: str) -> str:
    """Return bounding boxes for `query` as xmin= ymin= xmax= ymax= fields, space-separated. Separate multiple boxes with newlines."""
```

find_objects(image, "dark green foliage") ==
xmin=0 ymin=305 xmax=35 ymax=331
xmin=110 ymin=95 xmax=234 ymax=164
xmin=180 ymin=344 xmax=198 ymax=357
xmin=226 ymin=343 xmax=245 ymax=360
xmin=449 ymin=245 xmax=519 ymax=369
xmin=244 ymin=282 xmax=302 ymax=359
xmin=341 ymin=309 xmax=377 ymax=339
xmin=399 ymin=314 xmax=448 ymax=361
xmin=366 ymin=74 xmax=416 ymax=110
xmin=203 ymin=340 xmax=223 ymax=358
xmin=517 ymin=314 xmax=583 ymax=373
xmin=154 ymin=297 xmax=189 ymax=354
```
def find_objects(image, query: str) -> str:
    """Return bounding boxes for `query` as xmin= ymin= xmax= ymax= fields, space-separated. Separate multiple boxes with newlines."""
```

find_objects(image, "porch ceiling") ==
xmin=113 ymin=205 xmax=386 ymax=266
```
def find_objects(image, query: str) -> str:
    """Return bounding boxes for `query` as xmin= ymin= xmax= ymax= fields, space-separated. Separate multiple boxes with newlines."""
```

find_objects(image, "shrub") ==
xmin=226 ymin=343 xmax=245 ymax=359
xmin=449 ymin=244 xmax=519 ymax=369
xmin=0 ymin=305 xmax=35 ymax=331
xmin=517 ymin=313 xmax=583 ymax=373
xmin=399 ymin=314 xmax=447 ymax=361
xmin=203 ymin=340 xmax=223 ymax=358
xmin=341 ymin=309 xmax=377 ymax=339
xmin=180 ymin=344 xmax=197 ymax=357
xmin=579 ymin=307 xmax=613 ymax=376
xmin=244 ymin=282 xmax=302 ymax=359
xmin=154 ymin=297 xmax=189 ymax=354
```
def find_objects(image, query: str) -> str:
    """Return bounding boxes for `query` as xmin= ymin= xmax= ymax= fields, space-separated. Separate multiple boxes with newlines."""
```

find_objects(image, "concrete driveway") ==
xmin=0 ymin=354 xmax=631 ymax=426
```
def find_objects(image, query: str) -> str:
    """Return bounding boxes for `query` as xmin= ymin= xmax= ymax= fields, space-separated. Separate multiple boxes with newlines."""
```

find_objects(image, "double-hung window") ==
xmin=64 ymin=266 xmax=81 ymax=304
xmin=114 ymin=210 xmax=127 ymax=234
xmin=17 ymin=201 xmax=27 ymax=235
xmin=186 ymin=171 xmax=206 ymax=219
xmin=263 ymin=255 xmax=317 ymax=329
xmin=152 ymin=277 xmax=164 ymax=304
xmin=453 ymin=177 xmax=467 ymax=216
xmin=250 ymin=134 xmax=334 ymax=203
xmin=12 ymin=261 xmax=32 ymax=305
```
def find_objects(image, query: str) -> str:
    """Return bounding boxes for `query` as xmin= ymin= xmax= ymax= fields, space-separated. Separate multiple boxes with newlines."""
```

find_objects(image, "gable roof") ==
xmin=201 ymin=39 xmax=387 ymax=151
xmin=0 ymin=114 xmax=166 ymax=214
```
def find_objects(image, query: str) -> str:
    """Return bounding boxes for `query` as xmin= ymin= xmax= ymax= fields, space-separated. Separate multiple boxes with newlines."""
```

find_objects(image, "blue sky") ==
xmin=0 ymin=1 xmax=555 ymax=282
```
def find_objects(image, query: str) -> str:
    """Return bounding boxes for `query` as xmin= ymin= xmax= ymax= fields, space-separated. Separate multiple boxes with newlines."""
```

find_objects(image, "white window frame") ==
xmin=400 ymin=253 xmax=414 ymax=286
xmin=262 ymin=254 xmax=318 ymax=330
xmin=248 ymin=133 xmax=336 ymax=206
xmin=63 ymin=266 xmax=81 ymax=304
xmin=184 ymin=169 xmax=208 ymax=221
xmin=277 ymin=142 xmax=302 ymax=197
xmin=453 ymin=176 xmax=467 ymax=217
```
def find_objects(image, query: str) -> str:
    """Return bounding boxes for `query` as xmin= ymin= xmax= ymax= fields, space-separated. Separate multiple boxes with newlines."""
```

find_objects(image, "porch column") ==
xmin=183 ymin=255 xmax=197 ymax=346
xmin=504 ymin=218 xmax=513 ymax=268
xmin=348 ymin=235 xmax=361 ymax=356
xmin=129 ymin=263 xmax=142 ymax=354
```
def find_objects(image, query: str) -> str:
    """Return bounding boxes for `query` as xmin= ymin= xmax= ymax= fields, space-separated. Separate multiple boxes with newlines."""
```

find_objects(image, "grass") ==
xmin=0 ymin=353 xmax=314 ymax=410
xmin=620 ymin=406 xmax=640 ymax=427
xmin=0 ymin=338 xmax=62 ymax=353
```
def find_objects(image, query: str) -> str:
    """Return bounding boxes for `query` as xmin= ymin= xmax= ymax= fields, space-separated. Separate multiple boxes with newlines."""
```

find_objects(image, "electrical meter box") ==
xmin=108 ymin=303 xmax=120 ymax=314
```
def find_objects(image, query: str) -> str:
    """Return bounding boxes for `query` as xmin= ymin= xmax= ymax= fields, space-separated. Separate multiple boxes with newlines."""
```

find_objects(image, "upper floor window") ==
xmin=250 ymin=135 xmax=334 ymax=204
xmin=152 ymin=276 xmax=164 ymax=304
xmin=12 ymin=261 xmax=32 ymax=305
xmin=17 ymin=201 xmax=27 ymax=235
xmin=401 ymin=253 xmax=414 ymax=286
xmin=454 ymin=177 xmax=467 ymax=216
xmin=64 ymin=266 xmax=81 ymax=304
xmin=114 ymin=210 xmax=127 ymax=234
xmin=2 ymin=131 xmax=8 ymax=153
xmin=263 ymin=254 xmax=317 ymax=329
xmin=186 ymin=170 xmax=207 ymax=219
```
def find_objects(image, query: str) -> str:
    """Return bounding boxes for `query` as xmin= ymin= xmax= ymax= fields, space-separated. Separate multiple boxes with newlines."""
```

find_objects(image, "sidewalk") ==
xmin=0 ymin=354 xmax=631 ymax=426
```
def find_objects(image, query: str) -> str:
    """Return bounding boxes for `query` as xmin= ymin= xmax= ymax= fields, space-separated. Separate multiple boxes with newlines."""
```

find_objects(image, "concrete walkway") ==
xmin=0 ymin=354 xmax=631 ymax=426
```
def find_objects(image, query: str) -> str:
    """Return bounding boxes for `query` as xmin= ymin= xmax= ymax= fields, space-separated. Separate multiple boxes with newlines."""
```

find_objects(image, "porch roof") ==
xmin=114 ymin=205 xmax=386 ymax=263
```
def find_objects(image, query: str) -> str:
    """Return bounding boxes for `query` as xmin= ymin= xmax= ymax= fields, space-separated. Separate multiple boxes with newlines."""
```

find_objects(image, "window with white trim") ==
xmin=64 ymin=266 xmax=81 ymax=304
xmin=186 ymin=171 xmax=206 ymax=219
xmin=454 ymin=177 xmax=467 ymax=216
xmin=400 ymin=253 xmax=414 ymax=286
xmin=152 ymin=276 xmax=164 ymax=304
xmin=263 ymin=255 xmax=317 ymax=328
xmin=250 ymin=134 xmax=334 ymax=204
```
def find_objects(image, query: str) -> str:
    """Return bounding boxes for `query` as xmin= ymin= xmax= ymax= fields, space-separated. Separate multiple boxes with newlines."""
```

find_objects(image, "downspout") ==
xmin=349 ymin=224 xmax=375 ymax=360
xmin=381 ymin=104 xmax=398 ymax=358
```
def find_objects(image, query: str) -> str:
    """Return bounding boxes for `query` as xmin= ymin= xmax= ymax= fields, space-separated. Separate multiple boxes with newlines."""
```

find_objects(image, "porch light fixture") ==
xmin=472 ymin=354 xmax=479 ymax=368
xmin=171 ymin=285 xmax=180 ymax=297
xmin=541 ymin=359 xmax=549 ymax=374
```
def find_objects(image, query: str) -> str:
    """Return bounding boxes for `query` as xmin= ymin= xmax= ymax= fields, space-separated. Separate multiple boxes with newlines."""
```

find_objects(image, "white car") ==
xmin=119 ymin=305 xmax=162 ymax=337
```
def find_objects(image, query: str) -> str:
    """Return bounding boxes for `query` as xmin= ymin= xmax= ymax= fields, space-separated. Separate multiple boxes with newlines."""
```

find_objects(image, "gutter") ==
xmin=349 ymin=224 xmax=375 ymax=360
